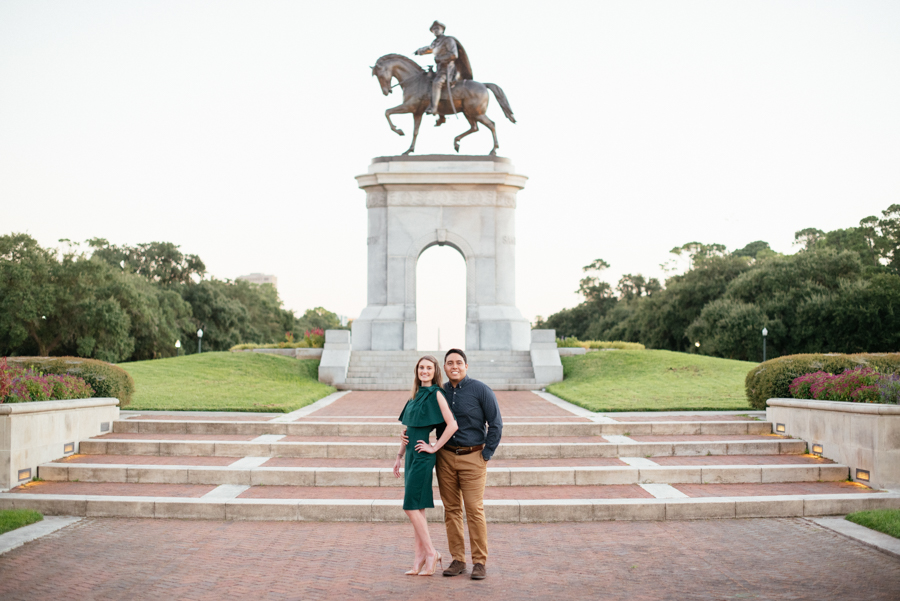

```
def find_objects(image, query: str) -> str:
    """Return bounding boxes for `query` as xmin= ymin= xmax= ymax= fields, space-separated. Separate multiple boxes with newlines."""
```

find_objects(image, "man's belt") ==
xmin=443 ymin=444 xmax=484 ymax=456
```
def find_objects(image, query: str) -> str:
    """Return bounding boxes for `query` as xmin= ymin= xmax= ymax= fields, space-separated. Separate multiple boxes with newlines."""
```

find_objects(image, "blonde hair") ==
xmin=410 ymin=355 xmax=442 ymax=398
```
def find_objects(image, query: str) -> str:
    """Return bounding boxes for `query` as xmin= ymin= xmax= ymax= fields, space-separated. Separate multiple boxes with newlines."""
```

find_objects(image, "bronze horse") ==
xmin=372 ymin=54 xmax=516 ymax=156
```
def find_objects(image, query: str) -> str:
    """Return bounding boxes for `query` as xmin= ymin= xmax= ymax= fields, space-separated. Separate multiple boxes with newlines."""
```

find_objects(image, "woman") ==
xmin=393 ymin=355 xmax=458 ymax=576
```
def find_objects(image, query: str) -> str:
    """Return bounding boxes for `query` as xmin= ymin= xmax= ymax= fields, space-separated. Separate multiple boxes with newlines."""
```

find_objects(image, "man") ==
xmin=414 ymin=21 xmax=473 ymax=117
xmin=404 ymin=348 xmax=502 ymax=580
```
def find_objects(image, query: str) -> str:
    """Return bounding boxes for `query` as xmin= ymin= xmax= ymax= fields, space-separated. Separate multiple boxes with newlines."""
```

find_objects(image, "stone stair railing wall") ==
xmin=767 ymin=398 xmax=900 ymax=489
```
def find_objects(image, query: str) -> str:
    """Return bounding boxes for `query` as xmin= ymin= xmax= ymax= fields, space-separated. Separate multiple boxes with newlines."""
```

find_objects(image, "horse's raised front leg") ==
xmin=453 ymin=117 xmax=479 ymax=153
xmin=385 ymin=104 xmax=414 ymax=136
xmin=402 ymin=112 xmax=424 ymax=155
xmin=475 ymin=114 xmax=499 ymax=156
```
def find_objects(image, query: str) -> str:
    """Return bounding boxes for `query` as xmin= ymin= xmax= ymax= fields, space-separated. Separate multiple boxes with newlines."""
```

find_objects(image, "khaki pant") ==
xmin=436 ymin=447 xmax=488 ymax=565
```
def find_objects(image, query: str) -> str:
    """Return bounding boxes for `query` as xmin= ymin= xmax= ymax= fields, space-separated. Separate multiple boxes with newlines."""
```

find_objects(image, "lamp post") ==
xmin=762 ymin=327 xmax=768 ymax=362
xmin=197 ymin=328 xmax=203 ymax=354
xmin=175 ymin=339 xmax=182 ymax=357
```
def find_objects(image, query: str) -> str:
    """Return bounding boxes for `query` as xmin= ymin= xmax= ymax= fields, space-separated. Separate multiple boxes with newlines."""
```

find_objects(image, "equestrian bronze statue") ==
xmin=371 ymin=21 xmax=516 ymax=156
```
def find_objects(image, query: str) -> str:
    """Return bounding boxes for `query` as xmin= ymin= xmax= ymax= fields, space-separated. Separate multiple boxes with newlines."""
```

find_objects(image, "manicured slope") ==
xmin=120 ymin=352 xmax=334 ymax=412
xmin=548 ymin=350 xmax=754 ymax=412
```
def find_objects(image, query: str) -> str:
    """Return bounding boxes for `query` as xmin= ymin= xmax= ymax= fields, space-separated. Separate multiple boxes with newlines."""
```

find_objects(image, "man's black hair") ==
xmin=444 ymin=348 xmax=467 ymax=363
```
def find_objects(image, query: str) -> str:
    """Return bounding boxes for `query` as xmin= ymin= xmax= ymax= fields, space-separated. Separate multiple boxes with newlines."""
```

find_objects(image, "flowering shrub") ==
xmin=788 ymin=367 xmax=895 ymax=404
xmin=0 ymin=358 xmax=94 ymax=404
xmin=878 ymin=374 xmax=900 ymax=405
xmin=788 ymin=371 xmax=830 ymax=399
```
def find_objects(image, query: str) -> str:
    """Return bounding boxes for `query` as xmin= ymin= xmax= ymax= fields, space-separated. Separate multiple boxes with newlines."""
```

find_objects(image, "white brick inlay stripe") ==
xmin=620 ymin=457 xmax=659 ymax=467
xmin=639 ymin=483 xmax=688 ymax=499
xmin=251 ymin=435 xmax=285 ymax=443
xmin=269 ymin=390 xmax=353 ymax=421
xmin=202 ymin=484 xmax=250 ymax=499
xmin=229 ymin=457 xmax=270 ymax=468
xmin=604 ymin=435 xmax=635 ymax=444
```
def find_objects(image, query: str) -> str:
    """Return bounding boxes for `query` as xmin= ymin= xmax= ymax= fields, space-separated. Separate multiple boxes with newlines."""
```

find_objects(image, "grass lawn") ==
xmin=846 ymin=509 xmax=900 ymax=539
xmin=0 ymin=509 xmax=43 ymax=535
xmin=120 ymin=352 xmax=335 ymax=413
xmin=547 ymin=349 xmax=755 ymax=412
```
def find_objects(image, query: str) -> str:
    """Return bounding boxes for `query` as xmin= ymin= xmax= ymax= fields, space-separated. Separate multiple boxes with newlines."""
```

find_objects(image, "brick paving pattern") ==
xmin=1 ymin=517 xmax=898 ymax=600
xmin=95 ymin=433 xmax=257 ymax=441
xmin=653 ymin=454 xmax=834 ymax=466
xmin=309 ymin=391 xmax=575 ymax=418
xmin=628 ymin=434 xmax=786 ymax=442
xmin=58 ymin=454 xmax=237 ymax=466
xmin=236 ymin=484 xmax=655 ymax=500
xmin=9 ymin=481 xmax=216 ymax=497
xmin=675 ymin=481 xmax=877 ymax=497
xmin=126 ymin=414 xmax=279 ymax=421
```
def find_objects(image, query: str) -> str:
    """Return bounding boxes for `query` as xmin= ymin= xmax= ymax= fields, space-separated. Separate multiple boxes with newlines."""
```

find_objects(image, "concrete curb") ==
xmin=111 ymin=419 xmax=773 ymax=437
xmin=80 ymin=438 xmax=804 ymax=459
xmin=809 ymin=517 xmax=900 ymax=561
xmin=0 ymin=515 xmax=82 ymax=555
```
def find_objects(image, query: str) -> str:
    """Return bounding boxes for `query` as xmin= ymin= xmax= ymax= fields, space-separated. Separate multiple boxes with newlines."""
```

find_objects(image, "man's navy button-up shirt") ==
xmin=437 ymin=376 xmax=503 ymax=461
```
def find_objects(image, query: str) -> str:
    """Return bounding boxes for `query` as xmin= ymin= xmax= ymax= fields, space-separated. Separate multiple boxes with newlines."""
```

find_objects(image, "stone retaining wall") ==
xmin=0 ymin=398 xmax=119 ymax=490
xmin=767 ymin=398 xmax=900 ymax=488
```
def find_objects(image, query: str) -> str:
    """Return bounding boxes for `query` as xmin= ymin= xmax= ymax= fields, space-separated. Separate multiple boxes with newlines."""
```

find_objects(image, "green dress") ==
xmin=399 ymin=385 xmax=444 ymax=510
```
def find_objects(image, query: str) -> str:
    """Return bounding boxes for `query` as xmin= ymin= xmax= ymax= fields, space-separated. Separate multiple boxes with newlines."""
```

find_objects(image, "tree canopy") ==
xmin=537 ymin=204 xmax=900 ymax=361
xmin=0 ymin=235 xmax=346 ymax=362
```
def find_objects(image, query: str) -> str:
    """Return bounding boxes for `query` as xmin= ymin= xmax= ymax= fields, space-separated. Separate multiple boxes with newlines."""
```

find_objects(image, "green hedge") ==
xmin=745 ymin=353 xmax=900 ymax=410
xmin=6 ymin=356 xmax=136 ymax=407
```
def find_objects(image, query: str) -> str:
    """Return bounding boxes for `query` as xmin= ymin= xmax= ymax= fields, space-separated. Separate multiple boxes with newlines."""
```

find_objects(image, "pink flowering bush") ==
xmin=0 ymin=358 xmax=94 ymax=404
xmin=789 ymin=367 xmax=895 ymax=404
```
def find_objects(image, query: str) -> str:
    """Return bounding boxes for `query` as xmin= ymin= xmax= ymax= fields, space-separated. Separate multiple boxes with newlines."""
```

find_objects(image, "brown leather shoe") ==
xmin=471 ymin=563 xmax=486 ymax=580
xmin=442 ymin=559 xmax=466 ymax=577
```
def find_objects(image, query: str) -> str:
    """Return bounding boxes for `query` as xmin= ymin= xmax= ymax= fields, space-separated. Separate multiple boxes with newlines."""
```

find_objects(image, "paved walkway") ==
xmin=1 ymin=517 xmax=898 ymax=600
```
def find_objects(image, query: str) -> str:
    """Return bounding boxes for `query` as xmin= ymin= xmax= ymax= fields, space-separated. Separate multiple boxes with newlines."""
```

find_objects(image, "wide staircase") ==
xmin=341 ymin=351 xmax=541 ymax=391
xmin=4 ymin=390 xmax=899 ymax=521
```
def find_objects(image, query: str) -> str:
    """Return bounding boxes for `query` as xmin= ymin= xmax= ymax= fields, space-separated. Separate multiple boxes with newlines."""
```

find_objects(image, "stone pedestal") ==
xmin=352 ymin=155 xmax=531 ymax=351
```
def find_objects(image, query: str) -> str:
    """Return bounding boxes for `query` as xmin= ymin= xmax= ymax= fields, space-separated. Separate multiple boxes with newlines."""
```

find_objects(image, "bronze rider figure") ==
xmin=414 ymin=21 xmax=473 ymax=118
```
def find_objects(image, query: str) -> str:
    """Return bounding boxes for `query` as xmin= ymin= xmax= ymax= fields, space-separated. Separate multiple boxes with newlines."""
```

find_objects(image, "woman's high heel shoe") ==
xmin=418 ymin=551 xmax=442 ymax=576
xmin=405 ymin=557 xmax=425 ymax=576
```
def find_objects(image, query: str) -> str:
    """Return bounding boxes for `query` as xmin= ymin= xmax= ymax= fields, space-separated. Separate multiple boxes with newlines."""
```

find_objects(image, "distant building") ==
xmin=237 ymin=273 xmax=277 ymax=288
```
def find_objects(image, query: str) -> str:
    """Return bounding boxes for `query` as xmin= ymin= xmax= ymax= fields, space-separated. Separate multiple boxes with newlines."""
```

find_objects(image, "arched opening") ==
xmin=416 ymin=244 xmax=466 ymax=351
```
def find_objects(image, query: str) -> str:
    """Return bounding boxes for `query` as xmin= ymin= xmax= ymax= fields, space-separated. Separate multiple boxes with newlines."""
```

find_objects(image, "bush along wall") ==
xmin=745 ymin=353 xmax=900 ymax=410
xmin=5 ymin=356 xmax=135 ymax=406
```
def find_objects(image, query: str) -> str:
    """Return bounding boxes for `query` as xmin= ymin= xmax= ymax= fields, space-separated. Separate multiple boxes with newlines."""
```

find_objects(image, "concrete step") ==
xmin=337 ymin=382 xmax=549 ymax=391
xmin=4 ymin=483 xmax=897 ymax=522
xmin=346 ymin=367 xmax=536 ymax=375
xmin=39 ymin=461 xmax=850 ymax=487
xmin=79 ymin=437 xmax=805 ymax=459
xmin=114 ymin=419 xmax=774 ymax=438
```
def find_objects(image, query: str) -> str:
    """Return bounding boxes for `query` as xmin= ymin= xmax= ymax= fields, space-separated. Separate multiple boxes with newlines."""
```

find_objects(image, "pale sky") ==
xmin=2 ymin=1 xmax=899 ymax=351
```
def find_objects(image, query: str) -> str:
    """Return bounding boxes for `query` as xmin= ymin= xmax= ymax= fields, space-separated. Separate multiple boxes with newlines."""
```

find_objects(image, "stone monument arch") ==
xmin=351 ymin=155 xmax=532 ymax=351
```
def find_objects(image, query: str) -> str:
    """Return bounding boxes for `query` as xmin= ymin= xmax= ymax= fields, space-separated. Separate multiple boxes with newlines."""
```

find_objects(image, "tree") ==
xmin=0 ymin=234 xmax=134 ymax=361
xmin=295 ymin=307 xmax=346 ymax=332
xmin=88 ymin=239 xmax=206 ymax=286
xmin=178 ymin=280 xmax=249 ymax=353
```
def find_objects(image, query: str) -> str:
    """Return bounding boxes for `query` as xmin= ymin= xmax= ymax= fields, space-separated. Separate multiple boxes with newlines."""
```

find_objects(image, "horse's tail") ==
xmin=485 ymin=83 xmax=516 ymax=124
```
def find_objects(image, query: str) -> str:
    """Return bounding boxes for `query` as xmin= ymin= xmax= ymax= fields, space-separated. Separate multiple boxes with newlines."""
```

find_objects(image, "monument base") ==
xmin=353 ymin=155 xmax=530 ymax=352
